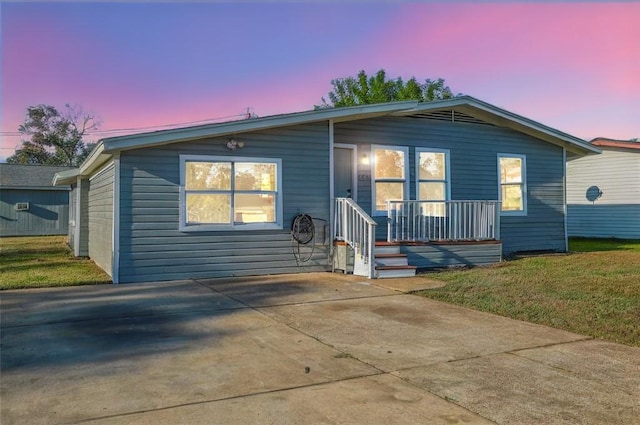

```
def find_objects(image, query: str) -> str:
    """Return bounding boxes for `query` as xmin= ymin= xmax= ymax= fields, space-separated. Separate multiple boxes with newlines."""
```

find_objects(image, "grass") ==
xmin=416 ymin=238 xmax=640 ymax=347
xmin=0 ymin=236 xmax=112 ymax=290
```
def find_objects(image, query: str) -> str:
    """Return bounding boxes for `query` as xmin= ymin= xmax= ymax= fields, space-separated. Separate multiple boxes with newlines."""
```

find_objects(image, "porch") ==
xmin=332 ymin=198 xmax=502 ymax=278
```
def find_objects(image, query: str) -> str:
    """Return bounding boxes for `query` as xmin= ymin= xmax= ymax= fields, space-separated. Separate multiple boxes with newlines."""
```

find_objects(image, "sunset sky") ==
xmin=1 ymin=2 xmax=638 ymax=161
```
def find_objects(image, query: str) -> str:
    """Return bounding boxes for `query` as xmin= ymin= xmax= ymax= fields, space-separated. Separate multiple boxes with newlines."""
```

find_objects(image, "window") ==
xmin=371 ymin=146 xmax=408 ymax=215
xmin=416 ymin=149 xmax=450 ymax=216
xmin=498 ymin=154 xmax=526 ymax=215
xmin=180 ymin=155 xmax=282 ymax=231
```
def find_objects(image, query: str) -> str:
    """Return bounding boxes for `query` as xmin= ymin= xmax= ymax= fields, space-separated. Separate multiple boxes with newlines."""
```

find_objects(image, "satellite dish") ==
xmin=585 ymin=186 xmax=603 ymax=203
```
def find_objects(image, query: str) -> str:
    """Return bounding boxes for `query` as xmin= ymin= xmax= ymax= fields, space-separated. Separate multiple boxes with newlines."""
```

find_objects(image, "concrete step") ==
xmin=375 ymin=253 xmax=409 ymax=267
xmin=375 ymin=265 xmax=417 ymax=279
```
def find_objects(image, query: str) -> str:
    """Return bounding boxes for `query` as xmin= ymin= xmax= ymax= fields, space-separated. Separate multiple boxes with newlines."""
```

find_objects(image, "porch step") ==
xmin=374 ymin=242 xmax=402 ymax=255
xmin=375 ymin=265 xmax=417 ymax=279
xmin=375 ymin=253 xmax=409 ymax=267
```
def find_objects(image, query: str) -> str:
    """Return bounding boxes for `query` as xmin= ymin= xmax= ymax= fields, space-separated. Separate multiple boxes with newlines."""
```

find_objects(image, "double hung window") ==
xmin=416 ymin=148 xmax=450 ymax=216
xmin=371 ymin=146 xmax=409 ymax=215
xmin=498 ymin=154 xmax=527 ymax=215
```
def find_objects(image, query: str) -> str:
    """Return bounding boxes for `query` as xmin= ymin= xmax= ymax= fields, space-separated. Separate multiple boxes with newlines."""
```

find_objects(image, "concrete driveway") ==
xmin=1 ymin=273 xmax=638 ymax=424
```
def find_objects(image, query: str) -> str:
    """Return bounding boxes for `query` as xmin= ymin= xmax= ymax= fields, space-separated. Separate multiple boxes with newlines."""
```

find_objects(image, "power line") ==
xmin=0 ymin=111 xmax=255 ymax=138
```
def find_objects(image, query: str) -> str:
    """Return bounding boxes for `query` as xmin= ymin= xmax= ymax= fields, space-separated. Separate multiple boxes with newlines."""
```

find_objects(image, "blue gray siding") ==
xmin=567 ymin=149 xmax=640 ymax=238
xmin=335 ymin=116 xmax=566 ymax=253
xmin=403 ymin=242 xmax=502 ymax=269
xmin=0 ymin=189 xmax=69 ymax=237
xmin=88 ymin=164 xmax=114 ymax=275
xmin=117 ymin=122 xmax=330 ymax=283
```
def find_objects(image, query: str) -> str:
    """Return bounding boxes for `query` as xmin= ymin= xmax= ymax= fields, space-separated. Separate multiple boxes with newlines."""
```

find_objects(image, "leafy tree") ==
xmin=316 ymin=69 xmax=455 ymax=109
xmin=7 ymin=104 xmax=101 ymax=166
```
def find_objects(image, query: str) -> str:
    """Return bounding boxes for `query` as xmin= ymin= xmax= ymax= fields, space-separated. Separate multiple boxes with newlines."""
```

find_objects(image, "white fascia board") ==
xmin=100 ymin=101 xmax=419 ymax=153
xmin=53 ymin=169 xmax=80 ymax=186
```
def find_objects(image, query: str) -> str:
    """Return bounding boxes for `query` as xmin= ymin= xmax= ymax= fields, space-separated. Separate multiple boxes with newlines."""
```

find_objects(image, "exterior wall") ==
xmin=0 ymin=189 xmax=70 ymax=236
xmin=88 ymin=164 xmax=114 ymax=275
xmin=567 ymin=149 xmax=640 ymax=238
xmin=335 ymin=116 xmax=566 ymax=253
xmin=78 ymin=179 xmax=89 ymax=256
xmin=117 ymin=122 xmax=330 ymax=283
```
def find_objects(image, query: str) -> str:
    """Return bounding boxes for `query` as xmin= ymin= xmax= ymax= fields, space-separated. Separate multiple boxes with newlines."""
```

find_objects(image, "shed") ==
xmin=54 ymin=96 xmax=599 ymax=283
xmin=1 ymin=164 xmax=75 ymax=237
xmin=567 ymin=138 xmax=640 ymax=239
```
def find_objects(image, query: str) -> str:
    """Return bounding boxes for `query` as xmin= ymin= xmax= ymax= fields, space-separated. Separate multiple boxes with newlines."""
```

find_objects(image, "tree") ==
xmin=316 ymin=69 xmax=455 ymax=109
xmin=7 ymin=104 xmax=101 ymax=166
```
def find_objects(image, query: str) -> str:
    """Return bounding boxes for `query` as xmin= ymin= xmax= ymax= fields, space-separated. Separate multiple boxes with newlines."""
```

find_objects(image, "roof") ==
xmin=54 ymin=96 xmax=601 ymax=185
xmin=1 ymin=164 xmax=75 ymax=190
xmin=591 ymin=137 xmax=640 ymax=151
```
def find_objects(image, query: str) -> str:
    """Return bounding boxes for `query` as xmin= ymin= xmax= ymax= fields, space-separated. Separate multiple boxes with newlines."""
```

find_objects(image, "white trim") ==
xmin=329 ymin=120 xmax=335 ymax=202
xmin=179 ymin=154 xmax=283 ymax=232
xmin=562 ymin=147 xmax=568 ymax=252
xmin=371 ymin=145 xmax=409 ymax=216
xmin=74 ymin=177 xmax=82 ymax=257
xmin=329 ymin=120 xmax=335 ymax=240
xmin=415 ymin=147 xmax=451 ymax=201
xmin=111 ymin=154 xmax=120 ymax=284
xmin=497 ymin=153 xmax=527 ymax=216
xmin=334 ymin=143 xmax=358 ymax=201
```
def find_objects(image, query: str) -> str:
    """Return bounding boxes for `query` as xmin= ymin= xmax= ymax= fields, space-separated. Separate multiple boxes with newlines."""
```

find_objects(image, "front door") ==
xmin=334 ymin=145 xmax=356 ymax=200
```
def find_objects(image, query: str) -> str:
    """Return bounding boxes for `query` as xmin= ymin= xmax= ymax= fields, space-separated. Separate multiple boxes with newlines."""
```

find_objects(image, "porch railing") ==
xmin=334 ymin=197 xmax=377 ymax=278
xmin=387 ymin=200 xmax=501 ymax=242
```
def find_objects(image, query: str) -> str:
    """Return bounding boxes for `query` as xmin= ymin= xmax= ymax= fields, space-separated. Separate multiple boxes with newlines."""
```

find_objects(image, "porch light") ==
xmin=226 ymin=139 xmax=244 ymax=150
xmin=361 ymin=153 xmax=370 ymax=165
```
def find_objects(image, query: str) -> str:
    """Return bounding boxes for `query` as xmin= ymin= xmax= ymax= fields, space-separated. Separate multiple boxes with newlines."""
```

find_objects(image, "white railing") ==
xmin=334 ymin=197 xmax=377 ymax=278
xmin=387 ymin=200 xmax=501 ymax=242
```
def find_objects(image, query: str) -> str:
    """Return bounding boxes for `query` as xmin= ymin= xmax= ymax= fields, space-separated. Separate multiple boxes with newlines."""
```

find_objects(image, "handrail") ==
xmin=334 ymin=197 xmax=377 ymax=278
xmin=387 ymin=200 xmax=501 ymax=242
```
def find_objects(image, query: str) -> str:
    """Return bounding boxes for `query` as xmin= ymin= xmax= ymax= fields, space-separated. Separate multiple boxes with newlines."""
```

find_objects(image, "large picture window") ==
xmin=180 ymin=155 xmax=282 ymax=231
xmin=371 ymin=146 xmax=408 ymax=215
xmin=498 ymin=154 xmax=526 ymax=215
xmin=416 ymin=148 xmax=450 ymax=216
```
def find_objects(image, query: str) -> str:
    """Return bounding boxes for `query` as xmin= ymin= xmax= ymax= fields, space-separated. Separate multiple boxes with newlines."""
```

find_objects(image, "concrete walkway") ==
xmin=1 ymin=273 xmax=638 ymax=424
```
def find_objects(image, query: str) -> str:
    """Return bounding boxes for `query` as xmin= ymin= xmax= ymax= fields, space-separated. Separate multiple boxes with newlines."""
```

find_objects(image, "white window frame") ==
xmin=415 ymin=148 xmax=451 ymax=201
xmin=371 ymin=145 xmax=409 ymax=216
xmin=497 ymin=153 xmax=527 ymax=216
xmin=179 ymin=154 xmax=283 ymax=232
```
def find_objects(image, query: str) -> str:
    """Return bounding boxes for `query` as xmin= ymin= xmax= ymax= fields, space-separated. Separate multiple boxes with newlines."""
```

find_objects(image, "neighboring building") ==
xmin=567 ymin=137 xmax=640 ymax=239
xmin=1 ymin=164 xmax=74 ymax=237
xmin=53 ymin=96 xmax=599 ymax=283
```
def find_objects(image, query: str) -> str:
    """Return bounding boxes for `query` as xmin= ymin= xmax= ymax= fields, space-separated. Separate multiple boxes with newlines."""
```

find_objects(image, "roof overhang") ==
xmin=58 ymin=96 xmax=599 ymax=183
xmin=592 ymin=139 xmax=640 ymax=151
xmin=100 ymin=101 xmax=419 ymax=153
xmin=396 ymin=96 xmax=601 ymax=155
xmin=1 ymin=185 xmax=71 ymax=191
xmin=53 ymin=143 xmax=114 ymax=186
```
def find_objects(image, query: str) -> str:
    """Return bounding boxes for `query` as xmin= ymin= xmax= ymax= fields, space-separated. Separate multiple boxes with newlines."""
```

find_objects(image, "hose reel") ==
xmin=291 ymin=214 xmax=315 ymax=265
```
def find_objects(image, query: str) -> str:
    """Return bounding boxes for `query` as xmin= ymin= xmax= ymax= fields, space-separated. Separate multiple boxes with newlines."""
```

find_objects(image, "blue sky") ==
xmin=1 ymin=2 xmax=638 ymax=161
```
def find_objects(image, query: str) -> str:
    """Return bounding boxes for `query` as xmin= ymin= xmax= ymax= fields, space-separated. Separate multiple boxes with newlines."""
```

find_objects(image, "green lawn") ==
xmin=0 ymin=236 xmax=112 ymax=290
xmin=415 ymin=238 xmax=640 ymax=347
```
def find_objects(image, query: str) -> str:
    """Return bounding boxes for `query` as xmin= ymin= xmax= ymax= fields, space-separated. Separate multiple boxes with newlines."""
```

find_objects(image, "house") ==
xmin=1 ymin=164 xmax=74 ymax=237
xmin=53 ymin=96 xmax=599 ymax=283
xmin=567 ymin=137 xmax=640 ymax=239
